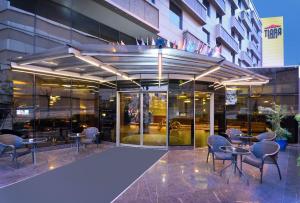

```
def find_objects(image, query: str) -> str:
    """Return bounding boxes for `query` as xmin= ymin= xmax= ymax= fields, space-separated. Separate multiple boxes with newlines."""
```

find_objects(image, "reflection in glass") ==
xmin=99 ymin=87 xmax=116 ymax=142
xmin=71 ymin=80 xmax=99 ymax=133
xmin=226 ymin=86 xmax=249 ymax=134
xmin=195 ymin=92 xmax=210 ymax=148
xmin=168 ymin=80 xmax=193 ymax=146
xmin=120 ymin=92 xmax=140 ymax=145
xmin=35 ymin=75 xmax=71 ymax=144
xmin=11 ymin=72 xmax=34 ymax=137
xmin=143 ymin=92 xmax=167 ymax=146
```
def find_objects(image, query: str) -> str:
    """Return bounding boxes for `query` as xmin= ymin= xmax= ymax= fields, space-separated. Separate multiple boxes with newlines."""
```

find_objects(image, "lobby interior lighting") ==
xmin=195 ymin=66 xmax=221 ymax=80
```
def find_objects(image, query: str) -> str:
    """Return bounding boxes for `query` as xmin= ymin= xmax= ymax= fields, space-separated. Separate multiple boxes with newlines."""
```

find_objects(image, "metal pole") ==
xmin=210 ymin=93 xmax=215 ymax=136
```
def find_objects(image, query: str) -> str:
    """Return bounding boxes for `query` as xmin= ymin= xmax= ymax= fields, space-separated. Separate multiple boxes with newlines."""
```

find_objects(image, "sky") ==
xmin=253 ymin=0 xmax=300 ymax=66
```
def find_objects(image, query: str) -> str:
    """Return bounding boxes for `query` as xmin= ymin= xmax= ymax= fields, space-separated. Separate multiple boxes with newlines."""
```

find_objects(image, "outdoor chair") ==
xmin=81 ymin=127 xmax=101 ymax=148
xmin=207 ymin=135 xmax=233 ymax=171
xmin=252 ymin=131 xmax=276 ymax=142
xmin=242 ymin=141 xmax=281 ymax=183
xmin=225 ymin=128 xmax=243 ymax=145
xmin=0 ymin=134 xmax=30 ymax=166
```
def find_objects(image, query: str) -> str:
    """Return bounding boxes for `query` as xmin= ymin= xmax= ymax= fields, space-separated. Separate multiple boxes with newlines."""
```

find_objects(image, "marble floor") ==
xmin=0 ymin=144 xmax=299 ymax=203
xmin=114 ymin=146 xmax=300 ymax=203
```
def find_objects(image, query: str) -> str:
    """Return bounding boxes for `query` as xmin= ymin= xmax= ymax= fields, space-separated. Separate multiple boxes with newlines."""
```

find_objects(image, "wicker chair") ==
xmin=225 ymin=128 xmax=243 ymax=145
xmin=242 ymin=141 xmax=281 ymax=183
xmin=207 ymin=135 xmax=233 ymax=171
xmin=81 ymin=127 xmax=100 ymax=148
xmin=0 ymin=134 xmax=30 ymax=165
xmin=253 ymin=131 xmax=276 ymax=142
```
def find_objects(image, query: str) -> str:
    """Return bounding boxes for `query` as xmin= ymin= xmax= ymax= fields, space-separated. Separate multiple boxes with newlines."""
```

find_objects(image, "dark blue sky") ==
xmin=253 ymin=0 xmax=300 ymax=66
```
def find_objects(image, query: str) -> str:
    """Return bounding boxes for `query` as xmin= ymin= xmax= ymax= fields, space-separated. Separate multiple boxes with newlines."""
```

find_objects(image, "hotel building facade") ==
xmin=0 ymin=0 xmax=298 ymax=147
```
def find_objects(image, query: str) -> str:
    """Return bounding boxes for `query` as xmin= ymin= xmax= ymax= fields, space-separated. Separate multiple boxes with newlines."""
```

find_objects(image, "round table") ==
xmin=22 ymin=138 xmax=47 ymax=165
xmin=68 ymin=133 xmax=84 ymax=153
xmin=238 ymin=135 xmax=254 ymax=146
xmin=219 ymin=146 xmax=250 ymax=185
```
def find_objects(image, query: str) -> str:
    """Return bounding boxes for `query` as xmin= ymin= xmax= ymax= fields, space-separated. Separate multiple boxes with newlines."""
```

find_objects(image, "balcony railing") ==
xmin=251 ymin=11 xmax=262 ymax=31
xmin=240 ymin=11 xmax=251 ymax=30
xmin=241 ymin=0 xmax=250 ymax=9
xmin=209 ymin=0 xmax=226 ymax=15
xmin=216 ymin=24 xmax=239 ymax=53
xmin=240 ymin=51 xmax=252 ymax=67
xmin=228 ymin=0 xmax=238 ymax=9
xmin=231 ymin=16 xmax=245 ymax=38
xmin=251 ymin=31 xmax=260 ymax=43
xmin=249 ymin=41 xmax=261 ymax=59
xmin=104 ymin=0 xmax=159 ymax=30
xmin=181 ymin=0 xmax=207 ymax=25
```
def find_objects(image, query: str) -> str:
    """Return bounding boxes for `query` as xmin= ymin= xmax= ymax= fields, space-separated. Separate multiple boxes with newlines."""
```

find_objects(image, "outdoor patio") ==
xmin=0 ymin=143 xmax=299 ymax=203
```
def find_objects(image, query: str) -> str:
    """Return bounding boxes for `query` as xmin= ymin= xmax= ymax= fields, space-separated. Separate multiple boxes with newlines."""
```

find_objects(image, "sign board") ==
xmin=261 ymin=17 xmax=284 ymax=67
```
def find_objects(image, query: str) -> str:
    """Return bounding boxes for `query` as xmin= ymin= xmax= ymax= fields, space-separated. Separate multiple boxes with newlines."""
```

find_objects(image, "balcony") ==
xmin=240 ymin=11 xmax=251 ymax=30
xmin=231 ymin=16 xmax=245 ymax=39
xmin=209 ymin=0 xmax=226 ymax=15
xmin=228 ymin=0 xmax=238 ymax=9
xmin=216 ymin=24 xmax=239 ymax=53
xmin=103 ymin=0 xmax=159 ymax=31
xmin=181 ymin=0 xmax=207 ymax=25
xmin=251 ymin=11 xmax=262 ymax=31
xmin=240 ymin=51 xmax=252 ymax=67
xmin=251 ymin=31 xmax=260 ymax=43
xmin=249 ymin=41 xmax=261 ymax=59
xmin=241 ymin=0 xmax=250 ymax=9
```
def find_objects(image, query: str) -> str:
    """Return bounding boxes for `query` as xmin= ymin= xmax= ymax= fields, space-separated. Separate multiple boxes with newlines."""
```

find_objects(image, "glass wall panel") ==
xmin=195 ymin=92 xmax=210 ymax=148
xmin=143 ymin=92 xmax=167 ymax=146
xmin=35 ymin=75 xmax=71 ymax=144
xmin=119 ymin=92 xmax=140 ymax=145
xmin=226 ymin=86 xmax=249 ymax=133
xmin=250 ymin=95 xmax=274 ymax=135
xmin=214 ymin=91 xmax=226 ymax=134
xmin=168 ymin=80 xmax=193 ymax=146
xmin=11 ymin=72 xmax=34 ymax=137
xmin=99 ymin=86 xmax=116 ymax=142
xmin=71 ymin=81 xmax=99 ymax=133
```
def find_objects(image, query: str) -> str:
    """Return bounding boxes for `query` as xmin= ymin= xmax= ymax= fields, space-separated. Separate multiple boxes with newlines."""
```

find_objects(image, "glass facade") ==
xmin=0 ymin=69 xmax=299 ymax=147
xmin=9 ymin=0 xmax=136 ymax=45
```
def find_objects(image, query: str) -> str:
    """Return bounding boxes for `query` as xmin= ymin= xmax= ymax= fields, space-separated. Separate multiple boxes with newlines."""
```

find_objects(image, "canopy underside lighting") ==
xmin=11 ymin=45 xmax=269 ymax=87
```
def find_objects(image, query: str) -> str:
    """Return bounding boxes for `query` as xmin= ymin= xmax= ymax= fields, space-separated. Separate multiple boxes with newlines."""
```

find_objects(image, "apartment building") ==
xmin=0 ymin=0 xmax=262 ymax=68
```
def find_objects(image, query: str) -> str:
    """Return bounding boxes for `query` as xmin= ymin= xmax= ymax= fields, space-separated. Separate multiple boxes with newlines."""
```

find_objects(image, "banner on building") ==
xmin=261 ymin=16 xmax=284 ymax=67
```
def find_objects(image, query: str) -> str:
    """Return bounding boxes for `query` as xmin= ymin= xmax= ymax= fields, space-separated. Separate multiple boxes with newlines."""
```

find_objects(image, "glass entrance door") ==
xmin=118 ymin=91 xmax=167 ymax=147
xmin=195 ymin=92 xmax=211 ymax=148
xmin=119 ymin=92 xmax=140 ymax=145
xmin=142 ymin=92 xmax=167 ymax=146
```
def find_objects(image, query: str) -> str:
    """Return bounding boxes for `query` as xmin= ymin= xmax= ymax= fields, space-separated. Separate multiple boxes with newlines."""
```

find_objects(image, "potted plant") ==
xmin=266 ymin=104 xmax=291 ymax=151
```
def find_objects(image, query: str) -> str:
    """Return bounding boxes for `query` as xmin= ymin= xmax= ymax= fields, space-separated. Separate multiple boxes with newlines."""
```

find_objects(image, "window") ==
xmin=238 ymin=0 xmax=242 ymax=8
xmin=203 ymin=0 xmax=210 ymax=17
xmin=169 ymin=1 xmax=182 ymax=29
xmin=238 ymin=59 xmax=242 ymax=67
xmin=238 ymin=37 xmax=242 ymax=49
xmin=231 ymin=6 xmax=236 ymax=16
xmin=247 ymin=30 xmax=250 ymax=39
xmin=231 ymin=52 xmax=236 ymax=63
xmin=216 ymin=12 xmax=222 ymax=24
xmin=231 ymin=30 xmax=235 ymax=38
xmin=203 ymin=28 xmax=210 ymax=45
xmin=151 ymin=0 xmax=155 ymax=3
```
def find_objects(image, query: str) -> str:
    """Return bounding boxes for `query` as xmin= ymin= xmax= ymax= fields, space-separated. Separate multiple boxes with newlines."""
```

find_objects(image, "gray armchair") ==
xmin=242 ymin=141 xmax=281 ymax=183
xmin=81 ymin=127 xmax=100 ymax=148
xmin=207 ymin=135 xmax=233 ymax=171
xmin=0 ymin=134 xmax=30 ymax=165
xmin=225 ymin=128 xmax=243 ymax=145
xmin=253 ymin=131 xmax=276 ymax=142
